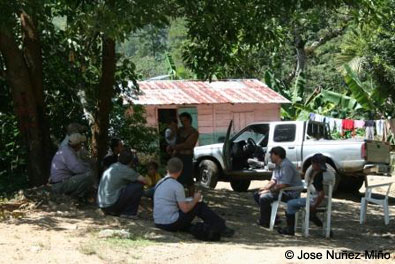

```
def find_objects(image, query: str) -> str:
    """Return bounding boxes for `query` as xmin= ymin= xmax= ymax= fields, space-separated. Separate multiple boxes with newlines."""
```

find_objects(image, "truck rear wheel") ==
xmin=230 ymin=180 xmax=251 ymax=192
xmin=198 ymin=160 xmax=219 ymax=189
xmin=338 ymin=176 xmax=364 ymax=193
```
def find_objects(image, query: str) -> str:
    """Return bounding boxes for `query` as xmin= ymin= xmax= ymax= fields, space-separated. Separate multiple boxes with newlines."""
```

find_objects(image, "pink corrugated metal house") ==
xmin=129 ymin=79 xmax=289 ymax=145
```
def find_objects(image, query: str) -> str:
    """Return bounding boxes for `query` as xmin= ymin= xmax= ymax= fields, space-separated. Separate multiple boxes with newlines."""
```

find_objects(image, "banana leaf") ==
xmin=344 ymin=64 xmax=375 ymax=110
xmin=292 ymin=72 xmax=305 ymax=104
xmin=320 ymin=89 xmax=362 ymax=111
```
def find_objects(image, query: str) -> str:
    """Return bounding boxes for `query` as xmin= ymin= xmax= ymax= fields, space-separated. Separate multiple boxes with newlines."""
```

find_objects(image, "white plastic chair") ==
xmin=360 ymin=179 xmax=393 ymax=225
xmin=269 ymin=184 xmax=305 ymax=231
xmin=294 ymin=171 xmax=335 ymax=238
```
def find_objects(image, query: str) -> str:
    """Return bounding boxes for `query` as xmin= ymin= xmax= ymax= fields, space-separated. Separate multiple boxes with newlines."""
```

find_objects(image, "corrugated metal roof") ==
xmin=128 ymin=79 xmax=290 ymax=105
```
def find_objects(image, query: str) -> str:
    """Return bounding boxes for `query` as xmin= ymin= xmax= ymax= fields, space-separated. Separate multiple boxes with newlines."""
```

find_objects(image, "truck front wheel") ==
xmin=230 ymin=180 xmax=251 ymax=192
xmin=198 ymin=160 xmax=219 ymax=189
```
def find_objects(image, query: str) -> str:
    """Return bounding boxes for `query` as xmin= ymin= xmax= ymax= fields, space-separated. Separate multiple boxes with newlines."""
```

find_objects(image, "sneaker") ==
xmin=309 ymin=213 xmax=323 ymax=227
xmin=256 ymin=220 xmax=270 ymax=228
xmin=277 ymin=227 xmax=295 ymax=236
xmin=221 ymin=227 xmax=235 ymax=238
xmin=120 ymin=214 xmax=139 ymax=220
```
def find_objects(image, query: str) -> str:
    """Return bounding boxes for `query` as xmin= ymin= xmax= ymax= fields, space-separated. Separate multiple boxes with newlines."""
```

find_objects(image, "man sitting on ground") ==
xmin=253 ymin=146 xmax=303 ymax=228
xmin=102 ymin=138 xmax=124 ymax=171
xmin=153 ymin=157 xmax=234 ymax=237
xmin=97 ymin=149 xmax=147 ymax=219
xmin=49 ymin=133 xmax=95 ymax=201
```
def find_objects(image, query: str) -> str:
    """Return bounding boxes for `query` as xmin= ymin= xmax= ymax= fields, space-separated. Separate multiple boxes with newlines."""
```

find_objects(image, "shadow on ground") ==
xmin=3 ymin=185 xmax=395 ymax=253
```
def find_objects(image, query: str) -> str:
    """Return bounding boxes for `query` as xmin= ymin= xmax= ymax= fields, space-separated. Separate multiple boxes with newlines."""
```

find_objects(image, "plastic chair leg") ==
xmin=294 ymin=211 xmax=299 ymax=232
xmin=270 ymin=202 xmax=279 ymax=230
xmin=383 ymin=199 xmax=390 ymax=225
xmin=360 ymin=198 xmax=367 ymax=224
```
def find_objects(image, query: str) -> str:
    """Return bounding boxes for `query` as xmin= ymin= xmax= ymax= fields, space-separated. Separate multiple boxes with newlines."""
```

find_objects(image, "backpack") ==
xmin=189 ymin=222 xmax=221 ymax=241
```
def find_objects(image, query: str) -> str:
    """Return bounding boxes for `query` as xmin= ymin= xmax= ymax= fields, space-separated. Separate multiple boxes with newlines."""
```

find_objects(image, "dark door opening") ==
xmin=158 ymin=109 xmax=178 ymax=163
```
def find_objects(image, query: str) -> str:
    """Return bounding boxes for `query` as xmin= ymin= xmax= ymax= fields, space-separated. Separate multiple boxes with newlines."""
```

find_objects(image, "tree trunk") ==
xmin=20 ymin=10 xmax=54 ymax=177
xmin=91 ymin=36 xmax=116 ymax=171
xmin=294 ymin=30 xmax=307 ymax=76
xmin=0 ymin=29 xmax=50 ymax=186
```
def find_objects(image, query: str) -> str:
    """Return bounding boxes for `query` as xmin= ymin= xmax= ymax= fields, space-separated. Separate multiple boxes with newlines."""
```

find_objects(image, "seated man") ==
xmin=153 ymin=157 xmax=234 ymax=237
xmin=60 ymin=123 xmax=87 ymax=147
xmin=278 ymin=153 xmax=335 ymax=236
xmin=49 ymin=133 xmax=95 ymax=200
xmin=253 ymin=146 xmax=303 ymax=227
xmin=97 ymin=149 xmax=147 ymax=219
xmin=60 ymin=122 xmax=95 ymax=175
xmin=102 ymin=138 xmax=124 ymax=171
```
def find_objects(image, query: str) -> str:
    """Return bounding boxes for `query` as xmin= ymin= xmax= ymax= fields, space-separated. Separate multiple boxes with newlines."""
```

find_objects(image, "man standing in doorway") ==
xmin=167 ymin=112 xmax=199 ymax=196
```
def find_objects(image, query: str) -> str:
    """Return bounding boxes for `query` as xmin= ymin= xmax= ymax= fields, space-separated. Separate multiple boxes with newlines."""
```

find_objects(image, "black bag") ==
xmin=189 ymin=222 xmax=221 ymax=241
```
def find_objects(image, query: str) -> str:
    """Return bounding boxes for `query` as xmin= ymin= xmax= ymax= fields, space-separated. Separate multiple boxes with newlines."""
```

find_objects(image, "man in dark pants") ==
xmin=167 ymin=112 xmax=199 ymax=196
xmin=253 ymin=146 xmax=303 ymax=227
xmin=97 ymin=149 xmax=147 ymax=219
xmin=154 ymin=157 xmax=234 ymax=237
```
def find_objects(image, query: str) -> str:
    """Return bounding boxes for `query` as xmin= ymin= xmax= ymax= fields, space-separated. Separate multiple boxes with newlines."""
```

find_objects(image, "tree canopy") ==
xmin=0 ymin=0 xmax=394 ymax=192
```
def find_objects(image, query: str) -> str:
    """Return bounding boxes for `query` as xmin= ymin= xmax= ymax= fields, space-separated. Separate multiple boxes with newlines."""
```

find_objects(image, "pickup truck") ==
xmin=194 ymin=120 xmax=391 ymax=192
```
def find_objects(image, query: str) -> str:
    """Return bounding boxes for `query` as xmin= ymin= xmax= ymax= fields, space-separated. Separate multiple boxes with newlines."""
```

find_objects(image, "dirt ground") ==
xmin=1 ymin=174 xmax=394 ymax=264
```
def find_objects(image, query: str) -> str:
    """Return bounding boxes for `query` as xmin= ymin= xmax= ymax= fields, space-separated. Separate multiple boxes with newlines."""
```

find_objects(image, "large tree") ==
xmin=0 ymin=2 xmax=54 ymax=186
xmin=0 ymin=0 xmax=175 ymax=186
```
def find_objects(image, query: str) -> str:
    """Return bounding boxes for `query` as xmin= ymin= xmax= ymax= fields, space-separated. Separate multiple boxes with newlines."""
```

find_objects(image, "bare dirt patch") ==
xmin=1 ymin=175 xmax=394 ymax=264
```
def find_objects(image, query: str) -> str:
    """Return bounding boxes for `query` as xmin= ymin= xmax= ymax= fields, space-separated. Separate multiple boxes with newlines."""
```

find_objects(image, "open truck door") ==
xmin=222 ymin=120 xmax=233 ymax=172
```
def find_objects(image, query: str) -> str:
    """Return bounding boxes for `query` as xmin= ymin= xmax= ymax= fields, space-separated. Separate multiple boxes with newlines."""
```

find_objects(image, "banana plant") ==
xmin=264 ymin=70 xmax=322 ymax=120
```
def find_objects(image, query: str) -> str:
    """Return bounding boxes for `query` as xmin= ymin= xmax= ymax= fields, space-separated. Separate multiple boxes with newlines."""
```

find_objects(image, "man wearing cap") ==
xmin=278 ymin=153 xmax=335 ymax=236
xmin=49 ymin=133 xmax=95 ymax=200
xmin=254 ymin=146 xmax=303 ymax=228
xmin=60 ymin=123 xmax=87 ymax=147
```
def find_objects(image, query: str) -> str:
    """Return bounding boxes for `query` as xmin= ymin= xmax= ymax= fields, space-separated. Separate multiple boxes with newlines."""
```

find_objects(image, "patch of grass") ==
xmin=103 ymin=236 xmax=153 ymax=248
xmin=79 ymin=242 xmax=97 ymax=255
xmin=79 ymin=233 xmax=154 ymax=258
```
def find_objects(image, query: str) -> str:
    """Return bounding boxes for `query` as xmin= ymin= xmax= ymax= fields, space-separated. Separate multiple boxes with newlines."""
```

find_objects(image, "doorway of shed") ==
xmin=158 ymin=109 xmax=178 ymax=158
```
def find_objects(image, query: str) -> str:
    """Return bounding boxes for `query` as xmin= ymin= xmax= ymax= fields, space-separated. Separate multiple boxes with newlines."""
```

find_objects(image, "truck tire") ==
xmin=198 ymin=160 xmax=219 ymax=189
xmin=338 ymin=176 xmax=364 ymax=193
xmin=305 ymin=163 xmax=340 ymax=193
xmin=230 ymin=180 xmax=251 ymax=192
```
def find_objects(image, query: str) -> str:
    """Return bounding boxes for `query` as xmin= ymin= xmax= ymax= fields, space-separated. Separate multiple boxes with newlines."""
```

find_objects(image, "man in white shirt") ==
xmin=153 ymin=157 xmax=234 ymax=238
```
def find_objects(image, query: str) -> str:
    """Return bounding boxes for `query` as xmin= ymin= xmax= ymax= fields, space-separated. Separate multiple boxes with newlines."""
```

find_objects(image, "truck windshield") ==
xmin=233 ymin=124 xmax=269 ymax=144
xmin=306 ymin=122 xmax=331 ymax=140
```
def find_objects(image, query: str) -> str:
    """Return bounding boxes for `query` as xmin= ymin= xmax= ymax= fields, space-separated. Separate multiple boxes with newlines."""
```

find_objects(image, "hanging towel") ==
xmin=365 ymin=127 xmax=374 ymax=140
xmin=314 ymin=114 xmax=324 ymax=122
xmin=334 ymin=118 xmax=343 ymax=133
xmin=354 ymin=120 xmax=365 ymax=128
xmin=325 ymin=117 xmax=336 ymax=132
xmin=375 ymin=120 xmax=384 ymax=137
xmin=364 ymin=120 xmax=375 ymax=127
xmin=342 ymin=119 xmax=354 ymax=131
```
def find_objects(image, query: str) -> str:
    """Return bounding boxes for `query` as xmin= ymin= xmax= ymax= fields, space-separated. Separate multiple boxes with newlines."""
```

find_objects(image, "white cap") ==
xmin=68 ymin=133 xmax=86 ymax=146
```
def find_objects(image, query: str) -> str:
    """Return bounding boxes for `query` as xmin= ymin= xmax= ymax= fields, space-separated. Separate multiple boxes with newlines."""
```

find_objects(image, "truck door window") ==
xmin=307 ymin=122 xmax=331 ymax=140
xmin=273 ymin=124 xmax=296 ymax=142
xmin=233 ymin=124 xmax=268 ymax=143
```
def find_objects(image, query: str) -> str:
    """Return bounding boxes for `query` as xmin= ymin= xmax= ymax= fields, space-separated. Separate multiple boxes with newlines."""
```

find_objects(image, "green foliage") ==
xmin=0 ymin=113 xmax=28 ymax=193
xmin=109 ymin=102 xmax=158 ymax=155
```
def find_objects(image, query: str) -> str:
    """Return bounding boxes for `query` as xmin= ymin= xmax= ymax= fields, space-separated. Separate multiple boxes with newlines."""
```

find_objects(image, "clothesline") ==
xmin=308 ymin=113 xmax=395 ymax=140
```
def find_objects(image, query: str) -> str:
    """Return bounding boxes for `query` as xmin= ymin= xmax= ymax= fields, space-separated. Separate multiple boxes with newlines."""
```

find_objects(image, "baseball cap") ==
xmin=68 ymin=133 xmax=86 ymax=146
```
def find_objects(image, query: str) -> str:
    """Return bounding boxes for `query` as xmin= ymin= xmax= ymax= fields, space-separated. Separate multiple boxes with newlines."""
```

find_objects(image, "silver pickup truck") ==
xmin=194 ymin=120 xmax=391 ymax=192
